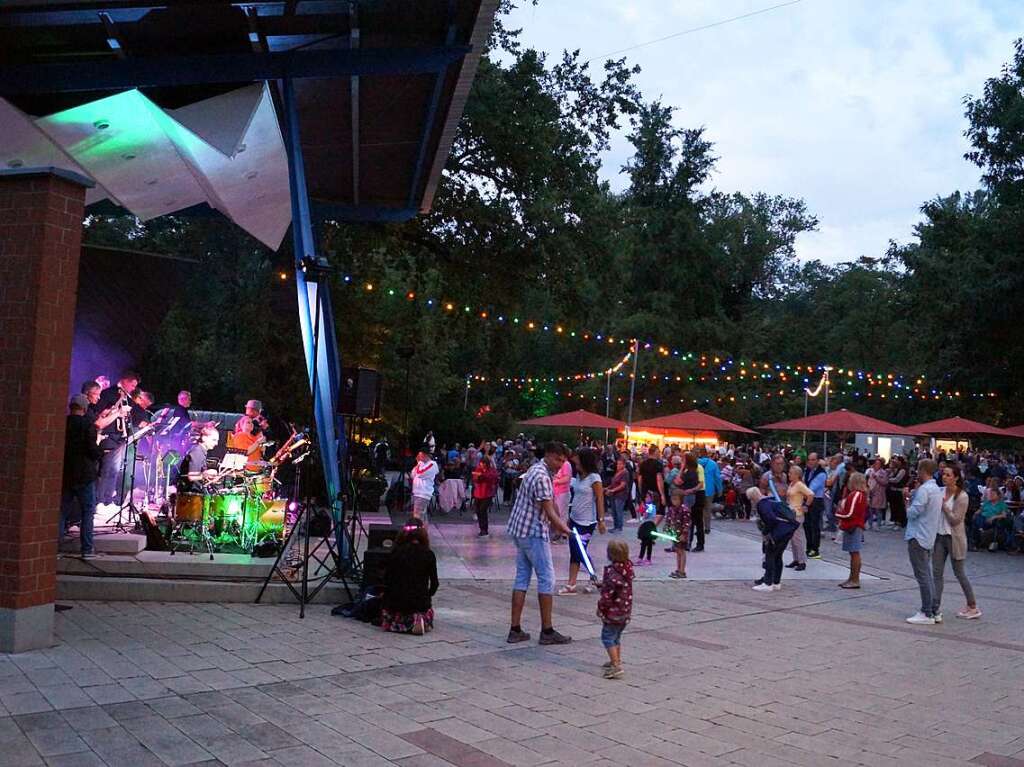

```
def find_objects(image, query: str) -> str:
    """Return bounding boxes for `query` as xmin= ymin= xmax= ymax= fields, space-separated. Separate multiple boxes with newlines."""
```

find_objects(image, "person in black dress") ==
xmin=381 ymin=520 xmax=439 ymax=635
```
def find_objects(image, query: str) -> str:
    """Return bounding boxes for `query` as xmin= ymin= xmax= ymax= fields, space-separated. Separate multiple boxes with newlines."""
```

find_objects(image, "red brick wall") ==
xmin=0 ymin=173 xmax=86 ymax=610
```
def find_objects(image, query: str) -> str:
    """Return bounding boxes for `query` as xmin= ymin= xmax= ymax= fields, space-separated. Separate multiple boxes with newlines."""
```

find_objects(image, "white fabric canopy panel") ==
xmin=0 ymin=83 xmax=291 ymax=250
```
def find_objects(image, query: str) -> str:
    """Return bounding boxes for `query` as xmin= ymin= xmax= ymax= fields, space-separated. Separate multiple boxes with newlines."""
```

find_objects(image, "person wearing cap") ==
xmin=410 ymin=445 xmax=440 ymax=519
xmin=60 ymin=394 xmax=104 ymax=558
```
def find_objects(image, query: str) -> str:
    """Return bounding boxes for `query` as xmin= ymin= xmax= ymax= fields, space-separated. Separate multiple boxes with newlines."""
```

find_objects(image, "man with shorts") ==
xmin=410 ymin=445 xmax=439 ymax=520
xmin=506 ymin=442 xmax=573 ymax=645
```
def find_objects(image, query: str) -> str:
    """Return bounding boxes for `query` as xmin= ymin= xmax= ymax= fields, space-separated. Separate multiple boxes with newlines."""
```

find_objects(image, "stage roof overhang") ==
xmin=0 ymin=0 xmax=497 ymax=248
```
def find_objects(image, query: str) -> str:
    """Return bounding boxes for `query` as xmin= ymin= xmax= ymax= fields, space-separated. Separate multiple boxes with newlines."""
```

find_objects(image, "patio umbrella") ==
xmin=904 ymin=416 xmax=1013 ymax=438
xmin=519 ymin=409 xmax=624 ymax=429
xmin=631 ymin=409 xmax=757 ymax=435
xmin=1002 ymin=424 xmax=1024 ymax=438
xmin=760 ymin=408 xmax=920 ymax=437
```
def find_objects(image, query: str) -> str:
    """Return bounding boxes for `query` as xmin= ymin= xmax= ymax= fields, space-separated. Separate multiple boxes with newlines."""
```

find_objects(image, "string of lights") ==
xmin=322 ymin=273 xmax=989 ymax=391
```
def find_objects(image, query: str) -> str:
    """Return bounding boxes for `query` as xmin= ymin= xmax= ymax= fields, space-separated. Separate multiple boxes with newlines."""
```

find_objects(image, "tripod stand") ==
xmin=105 ymin=438 xmax=142 ymax=533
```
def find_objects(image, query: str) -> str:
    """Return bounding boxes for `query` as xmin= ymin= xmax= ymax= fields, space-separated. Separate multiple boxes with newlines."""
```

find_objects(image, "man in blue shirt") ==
xmin=905 ymin=458 xmax=944 ymax=625
xmin=803 ymin=452 xmax=827 ymax=558
xmin=697 ymin=449 xmax=721 ymax=535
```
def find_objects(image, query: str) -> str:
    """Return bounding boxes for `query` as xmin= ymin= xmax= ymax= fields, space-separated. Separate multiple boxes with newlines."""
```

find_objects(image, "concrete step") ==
xmin=59 ymin=532 xmax=146 ymax=555
xmin=57 ymin=574 xmax=355 ymax=604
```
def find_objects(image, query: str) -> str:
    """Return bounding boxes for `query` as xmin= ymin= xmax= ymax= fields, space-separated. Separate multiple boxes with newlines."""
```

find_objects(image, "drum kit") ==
xmin=163 ymin=430 xmax=310 ymax=557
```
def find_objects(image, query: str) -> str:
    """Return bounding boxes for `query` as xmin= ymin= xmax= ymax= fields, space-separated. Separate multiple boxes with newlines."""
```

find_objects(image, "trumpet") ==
xmin=114 ymin=386 xmax=130 ymax=439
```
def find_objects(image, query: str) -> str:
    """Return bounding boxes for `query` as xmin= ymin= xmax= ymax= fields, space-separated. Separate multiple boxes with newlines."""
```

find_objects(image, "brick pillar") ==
xmin=0 ymin=168 xmax=91 ymax=653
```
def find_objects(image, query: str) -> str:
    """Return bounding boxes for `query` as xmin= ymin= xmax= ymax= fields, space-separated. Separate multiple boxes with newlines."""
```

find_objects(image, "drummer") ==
xmin=179 ymin=426 xmax=220 ymax=493
xmin=228 ymin=415 xmax=266 ymax=472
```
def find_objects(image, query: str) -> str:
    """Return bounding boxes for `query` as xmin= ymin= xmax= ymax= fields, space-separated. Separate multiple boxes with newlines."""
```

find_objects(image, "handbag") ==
xmin=768 ymin=477 xmax=798 ymax=524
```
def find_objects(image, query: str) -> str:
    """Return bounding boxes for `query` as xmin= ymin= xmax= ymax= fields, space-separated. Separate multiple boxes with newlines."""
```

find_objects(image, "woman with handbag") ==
xmin=834 ymin=472 xmax=867 ymax=588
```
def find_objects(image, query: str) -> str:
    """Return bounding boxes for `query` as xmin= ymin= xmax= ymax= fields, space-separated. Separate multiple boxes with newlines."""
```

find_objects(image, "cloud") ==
xmin=509 ymin=0 xmax=1022 ymax=262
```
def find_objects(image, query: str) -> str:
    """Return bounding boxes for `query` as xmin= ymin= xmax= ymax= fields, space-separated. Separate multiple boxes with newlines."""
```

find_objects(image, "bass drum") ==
xmin=209 ymin=493 xmax=247 ymax=533
xmin=255 ymin=499 xmax=285 ymax=536
xmin=174 ymin=492 xmax=206 ymax=523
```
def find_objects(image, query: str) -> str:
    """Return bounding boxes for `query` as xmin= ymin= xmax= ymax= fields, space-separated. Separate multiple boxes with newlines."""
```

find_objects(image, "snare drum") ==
xmin=174 ymin=492 xmax=206 ymax=523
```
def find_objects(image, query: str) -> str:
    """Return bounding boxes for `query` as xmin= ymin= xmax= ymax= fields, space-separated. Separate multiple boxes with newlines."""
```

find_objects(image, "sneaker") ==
xmin=794 ymin=564 xmax=806 ymax=571
xmin=785 ymin=561 xmax=798 ymax=569
xmin=603 ymin=665 xmax=624 ymax=679
xmin=668 ymin=571 xmax=686 ymax=579
xmin=988 ymin=542 xmax=999 ymax=552
xmin=506 ymin=628 xmax=531 ymax=644
xmin=692 ymin=546 xmax=704 ymax=552
xmin=477 ymin=532 xmax=490 ymax=538
xmin=752 ymin=583 xmax=773 ymax=592
xmin=905 ymin=612 xmax=935 ymax=625
xmin=771 ymin=584 xmax=781 ymax=591
xmin=933 ymin=613 xmax=943 ymax=624
xmin=601 ymin=660 xmax=614 ymax=669
xmin=81 ymin=552 xmax=99 ymax=560
xmin=957 ymin=607 xmax=982 ymax=620
xmin=810 ymin=552 xmax=822 ymax=559
xmin=538 ymin=629 xmax=572 ymax=645
xmin=557 ymin=584 xmax=578 ymax=596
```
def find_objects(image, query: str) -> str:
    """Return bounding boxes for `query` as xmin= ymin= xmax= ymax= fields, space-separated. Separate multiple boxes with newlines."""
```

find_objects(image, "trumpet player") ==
xmin=95 ymin=369 xmax=140 ymax=511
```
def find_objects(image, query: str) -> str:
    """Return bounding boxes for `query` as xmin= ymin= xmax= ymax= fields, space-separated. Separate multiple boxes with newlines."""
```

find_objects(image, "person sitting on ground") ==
xmin=381 ymin=519 xmax=439 ymax=635
xmin=835 ymin=471 xmax=868 ymax=589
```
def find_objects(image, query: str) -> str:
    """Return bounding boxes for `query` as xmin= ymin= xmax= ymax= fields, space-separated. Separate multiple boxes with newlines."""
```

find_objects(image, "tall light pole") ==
xmin=604 ymin=369 xmax=612 ymax=444
xmin=625 ymin=339 xmax=640 ymax=446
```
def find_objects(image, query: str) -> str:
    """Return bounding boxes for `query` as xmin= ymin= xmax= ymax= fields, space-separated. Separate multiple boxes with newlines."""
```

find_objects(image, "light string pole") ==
xmin=803 ymin=365 xmax=833 ymax=454
xmin=625 ymin=339 xmax=640 ymax=447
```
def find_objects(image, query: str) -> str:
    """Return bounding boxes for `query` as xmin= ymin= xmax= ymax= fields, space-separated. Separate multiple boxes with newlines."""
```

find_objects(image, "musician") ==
xmin=60 ymin=394 xmax=103 ymax=558
xmin=95 ymin=369 xmax=140 ymax=509
xmin=228 ymin=415 xmax=266 ymax=472
xmin=172 ymin=390 xmax=192 ymax=422
xmin=178 ymin=426 xmax=220 ymax=493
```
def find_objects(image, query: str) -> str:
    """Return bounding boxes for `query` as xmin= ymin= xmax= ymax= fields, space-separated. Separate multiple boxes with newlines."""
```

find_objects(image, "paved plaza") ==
xmin=3 ymin=520 xmax=1023 ymax=767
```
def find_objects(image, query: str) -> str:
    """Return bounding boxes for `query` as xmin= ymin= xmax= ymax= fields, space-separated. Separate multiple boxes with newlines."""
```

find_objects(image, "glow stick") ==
xmin=651 ymin=530 xmax=680 ymax=543
xmin=571 ymin=527 xmax=596 ymax=579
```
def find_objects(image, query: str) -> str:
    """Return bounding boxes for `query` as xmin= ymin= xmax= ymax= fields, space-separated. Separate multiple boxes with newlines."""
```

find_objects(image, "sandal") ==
xmin=838 ymin=582 xmax=860 ymax=589
xmin=557 ymin=584 xmax=578 ymax=595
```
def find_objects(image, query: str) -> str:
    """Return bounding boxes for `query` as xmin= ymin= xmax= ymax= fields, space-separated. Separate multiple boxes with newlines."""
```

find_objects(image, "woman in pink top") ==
xmin=552 ymin=446 xmax=572 ymax=543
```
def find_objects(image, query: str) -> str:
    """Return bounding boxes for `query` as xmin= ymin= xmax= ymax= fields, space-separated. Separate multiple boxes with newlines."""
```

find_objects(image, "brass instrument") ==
xmin=114 ymin=386 xmax=130 ymax=440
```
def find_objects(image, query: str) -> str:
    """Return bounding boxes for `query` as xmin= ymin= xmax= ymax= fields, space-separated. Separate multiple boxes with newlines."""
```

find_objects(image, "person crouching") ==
xmin=597 ymin=540 xmax=634 ymax=679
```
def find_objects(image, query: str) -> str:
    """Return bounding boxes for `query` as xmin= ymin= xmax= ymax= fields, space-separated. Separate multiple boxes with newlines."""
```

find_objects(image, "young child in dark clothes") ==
xmin=597 ymin=539 xmax=634 ymax=679
xmin=635 ymin=493 xmax=660 ymax=566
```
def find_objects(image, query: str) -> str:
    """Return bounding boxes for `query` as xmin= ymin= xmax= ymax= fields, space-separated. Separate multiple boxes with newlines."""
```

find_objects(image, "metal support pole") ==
xmin=625 ymin=339 xmax=640 ymax=446
xmin=803 ymin=390 xmax=808 ymax=447
xmin=463 ymin=377 xmax=470 ymax=410
xmin=281 ymin=76 xmax=346 ymax=566
xmin=604 ymin=370 xmax=611 ymax=445
xmin=823 ymin=369 xmax=831 ymax=455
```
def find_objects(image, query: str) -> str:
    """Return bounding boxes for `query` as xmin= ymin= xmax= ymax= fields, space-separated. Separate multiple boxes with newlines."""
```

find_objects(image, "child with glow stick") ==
xmin=663 ymin=491 xmax=691 ymax=578
xmin=635 ymin=492 xmax=662 ymax=566
xmin=597 ymin=539 xmax=633 ymax=679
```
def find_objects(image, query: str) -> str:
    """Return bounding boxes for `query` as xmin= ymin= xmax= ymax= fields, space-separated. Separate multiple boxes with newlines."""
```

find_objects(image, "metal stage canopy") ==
xmin=0 ymin=0 xmax=497 ymax=562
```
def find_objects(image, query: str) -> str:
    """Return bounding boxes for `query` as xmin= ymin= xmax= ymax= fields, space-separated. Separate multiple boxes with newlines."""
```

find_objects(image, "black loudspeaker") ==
xmin=368 ymin=524 xmax=400 ymax=551
xmin=339 ymin=367 xmax=382 ymax=418
xmin=362 ymin=547 xmax=391 ymax=587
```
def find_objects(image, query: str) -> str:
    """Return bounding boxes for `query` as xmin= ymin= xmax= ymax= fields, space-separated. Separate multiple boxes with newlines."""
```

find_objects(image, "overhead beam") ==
xmin=0 ymin=2 xmax=321 ymax=27
xmin=406 ymin=1 xmax=459 ymax=209
xmin=0 ymin=45 xmax=470 ymax=95
xmin=349 ymin=0 xmax=360 ymax=205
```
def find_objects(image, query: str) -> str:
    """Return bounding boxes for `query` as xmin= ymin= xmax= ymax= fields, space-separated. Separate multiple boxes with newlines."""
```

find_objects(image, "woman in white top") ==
xmin=559 ymin=448 xmax=606 ymax=595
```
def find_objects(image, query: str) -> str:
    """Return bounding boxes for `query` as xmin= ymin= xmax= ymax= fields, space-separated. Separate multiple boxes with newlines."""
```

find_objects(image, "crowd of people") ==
xmin=369 ymin=435 xmax=1024 ymax=678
